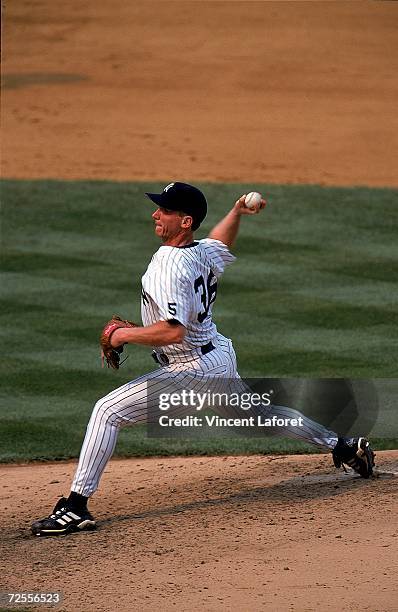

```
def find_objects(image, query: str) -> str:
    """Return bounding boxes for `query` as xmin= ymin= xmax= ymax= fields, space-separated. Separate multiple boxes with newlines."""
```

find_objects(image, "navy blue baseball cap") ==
xmin=145 ymin=182 xmax=207 ymax=230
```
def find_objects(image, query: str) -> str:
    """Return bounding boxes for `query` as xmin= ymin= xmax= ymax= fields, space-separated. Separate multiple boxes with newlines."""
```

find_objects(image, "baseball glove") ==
xmin=100 ymin=315 xmax=138 ymax=369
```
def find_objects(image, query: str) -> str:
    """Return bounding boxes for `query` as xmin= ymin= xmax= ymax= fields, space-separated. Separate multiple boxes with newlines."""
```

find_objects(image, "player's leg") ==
xmin=248 ymin=393 xmax=375 ymax=476
xmin=34 ymin=336 xmax=237 ymax=515
xmin=270 ymin=405 xmax=375 ymax=476
xmin=189 ymin=340 xmax=375 ymax=477
xmin=31 ymin=361 xmax=225 ymax=536
xmin=209 ymin=378 xmax=338 ymax=448
xmin=253 ymin=401 xmax=374 ymax=476
xmin=31 ymin=366 xmax=185 ymax=536
xmin=208 ymin=358 xmax=375 ymax=477
xmin=261 ymin=403 xmax=338 ymax=450
xmin=70 ymin=366 xmax=196 ymax=497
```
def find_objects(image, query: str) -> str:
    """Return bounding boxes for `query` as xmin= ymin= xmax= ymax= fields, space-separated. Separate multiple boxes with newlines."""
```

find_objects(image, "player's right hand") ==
xmin=234 ymin=194 xmax=266 ymax=215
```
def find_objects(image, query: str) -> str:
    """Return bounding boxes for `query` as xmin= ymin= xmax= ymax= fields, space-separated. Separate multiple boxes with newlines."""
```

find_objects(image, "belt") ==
xmin=152 ymin=341 xmax=215 ymax=366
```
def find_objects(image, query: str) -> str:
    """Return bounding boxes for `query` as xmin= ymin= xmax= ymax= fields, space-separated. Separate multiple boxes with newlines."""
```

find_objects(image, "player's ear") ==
xmin=181 ymin=215 xmax=193 ymax=230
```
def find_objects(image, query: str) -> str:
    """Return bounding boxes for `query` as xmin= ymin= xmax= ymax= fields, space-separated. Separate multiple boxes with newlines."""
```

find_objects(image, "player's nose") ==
xmin=152 ymin=208 xmax=160 ymax=220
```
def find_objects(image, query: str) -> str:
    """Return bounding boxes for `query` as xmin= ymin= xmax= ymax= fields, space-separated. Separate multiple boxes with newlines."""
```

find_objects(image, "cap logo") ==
xmin=163 ymin=183 xmax=175 ymax=193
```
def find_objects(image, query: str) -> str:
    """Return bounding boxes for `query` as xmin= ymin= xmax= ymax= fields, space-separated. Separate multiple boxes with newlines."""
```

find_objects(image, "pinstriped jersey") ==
xmin=141 ymin=239 xmax=235 ymax=356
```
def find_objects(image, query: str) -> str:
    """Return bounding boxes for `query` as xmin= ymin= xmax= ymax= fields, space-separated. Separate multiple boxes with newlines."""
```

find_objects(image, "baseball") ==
xmin=244 ymin=191 xmax=262 ymax=210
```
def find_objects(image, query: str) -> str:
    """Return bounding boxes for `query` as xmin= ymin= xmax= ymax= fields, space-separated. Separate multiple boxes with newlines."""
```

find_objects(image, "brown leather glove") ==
xmin=100 ymin=315 xmax=137 ymax=369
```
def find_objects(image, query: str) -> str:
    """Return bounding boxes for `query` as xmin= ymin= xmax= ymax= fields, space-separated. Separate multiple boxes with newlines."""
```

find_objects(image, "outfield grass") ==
xmin=1 ymin=180 xmax=397 ymax=461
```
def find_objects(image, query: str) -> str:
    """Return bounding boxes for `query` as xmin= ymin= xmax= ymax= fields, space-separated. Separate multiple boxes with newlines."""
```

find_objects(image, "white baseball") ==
xmin=244 ymin=191 xmax=262 ymax=210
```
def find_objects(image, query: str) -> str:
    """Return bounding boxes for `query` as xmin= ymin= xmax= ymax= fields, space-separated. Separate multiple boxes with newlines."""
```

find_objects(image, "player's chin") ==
xmin=154 ymin=225 xmax=164 ymax=237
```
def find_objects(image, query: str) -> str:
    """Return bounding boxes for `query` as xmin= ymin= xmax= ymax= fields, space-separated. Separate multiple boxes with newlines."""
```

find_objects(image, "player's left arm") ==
xmin=208 ymin=194 xmax=266 ymax=248
xmin=110 ymin=320 xmax=186 ymax=348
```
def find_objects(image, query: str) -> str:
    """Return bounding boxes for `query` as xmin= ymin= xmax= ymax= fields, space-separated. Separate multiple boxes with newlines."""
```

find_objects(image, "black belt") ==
xmin=152 ymin=341 xmax=215 ymax=366
xmin=201 ymin=341 xmax=215 ymax=355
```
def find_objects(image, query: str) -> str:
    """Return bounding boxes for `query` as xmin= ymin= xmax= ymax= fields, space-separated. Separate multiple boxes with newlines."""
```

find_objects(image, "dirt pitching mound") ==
xmin=1 ymin=452 xmax=397 ymax=611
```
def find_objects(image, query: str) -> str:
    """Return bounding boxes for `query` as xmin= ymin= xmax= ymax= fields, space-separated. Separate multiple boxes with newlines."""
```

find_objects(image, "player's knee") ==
xmin=91 ymin=396 xmax=121 ymax=427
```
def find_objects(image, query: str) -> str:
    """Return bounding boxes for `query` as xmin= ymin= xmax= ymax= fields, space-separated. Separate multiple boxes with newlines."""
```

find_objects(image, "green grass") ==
xmin=1 ymin=180 xmax=397 ymax=461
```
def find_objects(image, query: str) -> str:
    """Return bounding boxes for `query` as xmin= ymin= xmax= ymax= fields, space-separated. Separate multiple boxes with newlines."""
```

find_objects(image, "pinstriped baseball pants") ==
xmin=71 ymin=334 xmax=338 ymax=496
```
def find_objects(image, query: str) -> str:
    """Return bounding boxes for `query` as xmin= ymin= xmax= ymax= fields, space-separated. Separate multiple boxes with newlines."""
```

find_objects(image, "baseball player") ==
xmin=31 ymin=182 xmax=375 ymax=537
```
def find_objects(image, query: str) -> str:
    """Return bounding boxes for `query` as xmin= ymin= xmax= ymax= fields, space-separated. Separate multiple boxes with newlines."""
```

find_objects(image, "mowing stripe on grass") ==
xmin=1 ymin=180 xmax=397 ymax=461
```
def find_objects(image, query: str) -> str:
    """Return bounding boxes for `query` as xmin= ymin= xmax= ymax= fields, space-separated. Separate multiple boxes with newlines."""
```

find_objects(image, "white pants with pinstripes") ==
xmin=71 ymin=334 xmax=338 ymax=497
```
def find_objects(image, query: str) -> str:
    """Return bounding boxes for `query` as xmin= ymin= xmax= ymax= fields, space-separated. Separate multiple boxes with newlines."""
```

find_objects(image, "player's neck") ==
xmin=163 ymin=231 xmax=194 ymax=247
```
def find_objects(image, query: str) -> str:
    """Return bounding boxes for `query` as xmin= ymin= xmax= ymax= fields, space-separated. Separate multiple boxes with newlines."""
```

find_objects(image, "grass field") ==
xmin=1 ymin=180 xmax=397 ymax=462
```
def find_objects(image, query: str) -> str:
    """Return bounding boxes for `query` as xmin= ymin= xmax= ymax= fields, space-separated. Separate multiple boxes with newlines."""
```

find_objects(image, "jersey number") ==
xmin=194 ymin=272 xmax=218 ymax=323
xmin=168 ymin=302 xmax=177 ymax=316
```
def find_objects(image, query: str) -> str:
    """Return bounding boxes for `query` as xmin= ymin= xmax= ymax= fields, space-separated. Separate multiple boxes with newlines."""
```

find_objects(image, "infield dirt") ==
xmin=3 ymin=1 xmax=397 ymax=186
xmin=2 ymin=2 xmax=398 ymax=611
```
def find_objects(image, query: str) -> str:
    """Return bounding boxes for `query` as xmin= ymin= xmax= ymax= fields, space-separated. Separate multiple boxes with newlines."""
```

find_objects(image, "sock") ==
xmin=67 ymin=491 xmax=89 ymax=512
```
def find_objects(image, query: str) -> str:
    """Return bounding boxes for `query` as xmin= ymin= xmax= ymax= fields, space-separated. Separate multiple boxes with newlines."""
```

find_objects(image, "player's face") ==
xmin=152 ymin=206 xmax=186 ymax=242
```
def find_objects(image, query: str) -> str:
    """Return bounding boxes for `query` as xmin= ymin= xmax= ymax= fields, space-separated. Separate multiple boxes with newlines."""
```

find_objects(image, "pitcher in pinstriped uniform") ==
xmin=31 ymin=183 xmax=375 ymax=537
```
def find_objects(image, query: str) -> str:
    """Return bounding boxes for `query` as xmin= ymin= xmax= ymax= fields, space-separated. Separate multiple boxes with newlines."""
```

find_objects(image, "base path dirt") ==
xmin=1 ymin=452 xmax=397 ymax=612
xmin=2 ymin=1 xmax=397 ymax=186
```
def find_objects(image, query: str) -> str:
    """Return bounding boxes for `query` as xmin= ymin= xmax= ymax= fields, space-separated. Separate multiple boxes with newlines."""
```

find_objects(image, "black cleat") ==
xmin=332 ymin=437 xmax=375 ymax=478
xmin=31 ymin=497 xmax=96 ymax=537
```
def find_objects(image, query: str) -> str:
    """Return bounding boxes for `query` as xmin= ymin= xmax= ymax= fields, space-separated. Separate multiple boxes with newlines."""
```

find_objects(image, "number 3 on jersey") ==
xmin=194 ymin=271 xmax=218 ymax=323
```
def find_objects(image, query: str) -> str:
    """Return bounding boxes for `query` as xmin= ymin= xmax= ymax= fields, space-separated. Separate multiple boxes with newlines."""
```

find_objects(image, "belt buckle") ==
xmin=159 ymin=353 xmax=169 ymax=366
